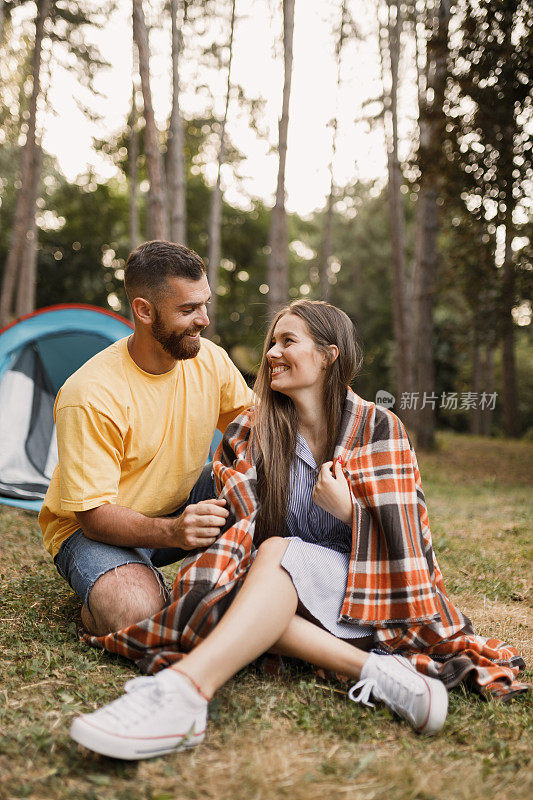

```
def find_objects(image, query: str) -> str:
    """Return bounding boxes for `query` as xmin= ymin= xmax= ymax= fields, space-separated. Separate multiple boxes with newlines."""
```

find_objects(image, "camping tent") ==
xmin=0 ymin=304 xmax=133 ymax=512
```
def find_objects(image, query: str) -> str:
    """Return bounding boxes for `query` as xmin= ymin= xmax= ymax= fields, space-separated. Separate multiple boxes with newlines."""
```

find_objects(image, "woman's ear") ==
xmin=321 ymin=344 xmax=339 ymax=370
xmin=327 ymin=344 xmax=339 ymax=365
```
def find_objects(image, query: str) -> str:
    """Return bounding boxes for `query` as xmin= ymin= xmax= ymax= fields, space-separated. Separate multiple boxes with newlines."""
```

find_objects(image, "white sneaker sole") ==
xmin=416 ymin=674 xmax=449 ymax=735
xmin=70 ymin=716 xmax=206 ymax=760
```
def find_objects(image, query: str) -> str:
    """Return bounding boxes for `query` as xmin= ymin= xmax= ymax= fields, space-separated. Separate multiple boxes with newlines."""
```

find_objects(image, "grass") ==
xmin=0 ymin=432 xmax=531 ymax=800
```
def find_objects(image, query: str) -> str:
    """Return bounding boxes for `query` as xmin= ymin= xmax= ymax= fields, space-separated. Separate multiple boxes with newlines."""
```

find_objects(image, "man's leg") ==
xmin=54 ymin=529 xmax=168 ymax=635
xmin=80 ymin=564 xmax=167 ymax=635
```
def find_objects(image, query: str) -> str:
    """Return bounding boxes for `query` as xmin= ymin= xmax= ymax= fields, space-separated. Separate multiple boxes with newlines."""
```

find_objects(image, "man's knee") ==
xmin=87 ymin=563 xmax=167 ymax=635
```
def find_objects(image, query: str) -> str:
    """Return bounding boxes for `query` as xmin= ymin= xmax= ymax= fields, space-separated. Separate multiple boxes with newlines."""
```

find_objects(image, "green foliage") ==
xmin=442 ymin=0 xmax=533 ymax=327
xmin=290 ymin=183 xmax=397 ymax=403
xmin=215 ymin=199 xmax=270 ymax=357
xmin=36 ymin=177 xmax=129 ymax=310
xmin=324 ymin=186 xmax=395 ymax=402
xmin=447 ymin=0 xmax=532 ymax=221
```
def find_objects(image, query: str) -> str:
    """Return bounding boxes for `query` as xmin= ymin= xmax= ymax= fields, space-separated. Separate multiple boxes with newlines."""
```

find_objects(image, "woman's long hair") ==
xmin=252 ymin=300 xmax=363 ymax=544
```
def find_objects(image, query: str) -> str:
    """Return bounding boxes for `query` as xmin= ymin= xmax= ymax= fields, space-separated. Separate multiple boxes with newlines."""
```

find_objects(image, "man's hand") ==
xmin=312 ymin=459 xmax=353 ymax=525
xmin=167 ymin=498 xmax=229 ymax=550
xmin=75 ymin=499 xmax=230 ymax=550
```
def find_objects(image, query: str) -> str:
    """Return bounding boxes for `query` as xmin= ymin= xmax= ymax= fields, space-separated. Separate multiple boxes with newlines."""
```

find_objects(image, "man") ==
xmin=39 ymin=240 xmax=253 ymax=635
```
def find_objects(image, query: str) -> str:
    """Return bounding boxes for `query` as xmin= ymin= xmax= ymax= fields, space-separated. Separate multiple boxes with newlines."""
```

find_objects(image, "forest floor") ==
xmin=0 ymin=433 xmax=531 ymax=800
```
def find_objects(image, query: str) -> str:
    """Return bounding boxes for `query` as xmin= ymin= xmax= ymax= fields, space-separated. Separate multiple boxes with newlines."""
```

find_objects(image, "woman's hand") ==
xmin=312 ymin=459 xmax=353 ymax=525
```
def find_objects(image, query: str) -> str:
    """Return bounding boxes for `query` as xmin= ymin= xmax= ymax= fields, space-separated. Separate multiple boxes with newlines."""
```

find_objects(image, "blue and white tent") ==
xmin=0 ymin=305 xmax=133 ymax=512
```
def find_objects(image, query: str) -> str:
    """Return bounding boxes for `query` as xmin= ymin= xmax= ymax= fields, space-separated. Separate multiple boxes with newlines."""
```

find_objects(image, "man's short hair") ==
xmin=124 ymin=240 xmax=206 ymax=304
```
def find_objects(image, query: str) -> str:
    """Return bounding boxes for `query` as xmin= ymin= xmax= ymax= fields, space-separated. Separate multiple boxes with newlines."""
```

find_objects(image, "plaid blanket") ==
xmin=82 ymin=389 xmax=528 ymax=699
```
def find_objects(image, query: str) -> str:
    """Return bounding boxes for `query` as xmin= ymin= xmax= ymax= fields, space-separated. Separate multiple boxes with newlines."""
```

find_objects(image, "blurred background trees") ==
xmin=0 ymin=0 xmax=531 ymax=442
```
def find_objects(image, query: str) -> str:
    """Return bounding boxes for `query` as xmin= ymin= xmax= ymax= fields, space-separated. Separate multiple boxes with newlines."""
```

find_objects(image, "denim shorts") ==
xmin=53 ymin=464 xmax=215 ymax=609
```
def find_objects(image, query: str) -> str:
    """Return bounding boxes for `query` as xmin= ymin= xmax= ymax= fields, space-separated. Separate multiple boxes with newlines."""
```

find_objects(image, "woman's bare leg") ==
xmin=70 ymin=538 xmax=447 ymax=760
xmin=172 ymin=537 xmax=369 ymax=698
xmin=170 ymin=537 xmax=297 ymax=696
xmin=272 ymin=613 xmax=371 ymax=678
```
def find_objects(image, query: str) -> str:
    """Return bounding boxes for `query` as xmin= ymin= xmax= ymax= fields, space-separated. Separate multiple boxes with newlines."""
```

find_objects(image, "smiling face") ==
xmin=266 ymin=313 xmax=329 ymax=397
xmin=150 ymin=274 xmax=211 ymax=360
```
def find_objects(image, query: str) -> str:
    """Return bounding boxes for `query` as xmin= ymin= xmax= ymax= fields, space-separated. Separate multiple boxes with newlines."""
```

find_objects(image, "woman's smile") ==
xmin=266 ymin=313 xmax=328 ymax=395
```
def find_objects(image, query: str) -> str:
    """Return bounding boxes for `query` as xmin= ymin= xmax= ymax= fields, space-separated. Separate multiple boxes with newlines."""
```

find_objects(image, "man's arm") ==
xmin=216 ymin=348 xmax=255 ymax=434
xmin=56 ymin=402 xmax=227 ymax=550
xmin=75 ymin=499 xmax=229 ymax=551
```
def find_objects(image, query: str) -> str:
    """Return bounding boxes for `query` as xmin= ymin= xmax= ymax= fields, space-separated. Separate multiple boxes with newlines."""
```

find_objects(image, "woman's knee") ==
xmin=256 ymin=536 xmax=288 ymax=562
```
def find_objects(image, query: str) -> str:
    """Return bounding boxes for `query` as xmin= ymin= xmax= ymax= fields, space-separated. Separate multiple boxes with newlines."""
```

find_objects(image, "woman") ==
xmin=71 ymin=301 xmax=527 ymax=761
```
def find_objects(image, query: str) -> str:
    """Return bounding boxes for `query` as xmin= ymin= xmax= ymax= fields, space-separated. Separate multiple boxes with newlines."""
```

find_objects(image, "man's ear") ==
xmin=131 ymin=296 xmax=155 ymax=325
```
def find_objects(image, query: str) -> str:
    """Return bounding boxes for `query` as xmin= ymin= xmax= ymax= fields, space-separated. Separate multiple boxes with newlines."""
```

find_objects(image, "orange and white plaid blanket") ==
xmin=82 ymin=390 xmax=528 ymax=699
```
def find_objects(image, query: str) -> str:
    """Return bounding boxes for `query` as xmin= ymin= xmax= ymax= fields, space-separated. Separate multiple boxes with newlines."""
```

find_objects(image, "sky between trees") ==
xmin=11 ymin=0 xmax=412 ymax=215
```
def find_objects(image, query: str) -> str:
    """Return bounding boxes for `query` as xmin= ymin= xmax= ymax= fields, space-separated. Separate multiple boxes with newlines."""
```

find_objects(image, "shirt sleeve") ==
xmin=55 ymin=403 xmax=125 ymax=512
xmin=216 ymin=351 xmax=255 ymax=434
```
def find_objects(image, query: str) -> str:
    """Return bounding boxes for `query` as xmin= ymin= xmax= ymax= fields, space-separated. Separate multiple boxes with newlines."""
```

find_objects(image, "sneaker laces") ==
xmin=100 ymin=682 xmax=165 ymax=727
xmin=348 ymin=659 xmax=425 ymax=719
xmin=124 ymin=676 xmax=154 ymax=694
xmin=348 ymin=679 xmax=376 ymax=708
xmin=379 ymin=662 xmax=425 ymax=707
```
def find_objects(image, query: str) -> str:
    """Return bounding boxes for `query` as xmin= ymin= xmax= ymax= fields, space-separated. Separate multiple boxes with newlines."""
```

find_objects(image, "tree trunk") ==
xmin=321 ymin=0 xmax=348 ymax=302
xmin=413 ymin=0 xmax=450 ymax=450
xmin=380 ymin=0 xmax=415 ymax=428
xmin=480 ymin=345 xmax=494 ymax=436
xmin=15 ymin=143 xmax=42 ymax=317
xmin=480 ymin=342 xmax=494 ymax=436
xmin=321 ymin=191 xmax=334 ymax=301
xmin=206 ymin=0 xmax=236 ymax=338
xmin=167 ymin=0 xmax=187 ymax=244
xmin=128 ymin=44 xmax=140 ymax=252
xmin=498 ymin=8 xmax=520 ymax=439
xmin=132 ymin=0 xmax=167 ymax=241
xmin=268 ymin=0 xmax=295 ymax=318
xmin=501 ymin=220 xmax=520 ymax=437
xmin=0 ymin=0 xmax=50 ymax=327
xmin=414 ymin=184 xmax=438 ymax=449
xmin=470 ymin=333 xmax=482 ymax=435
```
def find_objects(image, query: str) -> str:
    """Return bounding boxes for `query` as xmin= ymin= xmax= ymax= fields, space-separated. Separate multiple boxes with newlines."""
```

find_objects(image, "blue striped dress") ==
xmin=280 ymin=433 xmax=373 ymax=640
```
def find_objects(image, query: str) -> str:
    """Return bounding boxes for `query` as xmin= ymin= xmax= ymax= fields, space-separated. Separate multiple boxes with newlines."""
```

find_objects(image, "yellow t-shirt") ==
xmin=39 ymin=336 xmax=253 ymax=558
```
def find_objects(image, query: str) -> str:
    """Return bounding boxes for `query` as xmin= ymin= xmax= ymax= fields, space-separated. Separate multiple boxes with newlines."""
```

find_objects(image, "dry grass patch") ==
xmin=0 ymin=432 xmax=531 ymax=800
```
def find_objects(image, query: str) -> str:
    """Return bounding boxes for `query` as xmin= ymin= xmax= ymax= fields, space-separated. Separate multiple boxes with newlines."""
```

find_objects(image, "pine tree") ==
xmin=412 ymin=0 xmax=451 ymax=450
xmin=447 ymin=0 xmax=533 ymax=437
xmin=0 ymin=0 xmax=112 ymax=325
xmin=0 ymin=0 xmax=51 ymax=326
xmin=268 ymin=0 xmax=295 ymax=317
xmin=321 ymin=0 xmax=350 ymax=302
xmin=132 ymin=0 xmax=168 ymax=240
xmin=167 ymin=0 xmax=187 ymax=243
xmin=206 ymin=0 xmax=236 ymax=336
xmin=377 ymin=0 xmax=416 ymax=429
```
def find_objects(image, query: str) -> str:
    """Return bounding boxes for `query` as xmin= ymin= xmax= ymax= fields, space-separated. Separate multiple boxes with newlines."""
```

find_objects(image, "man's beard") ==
xmin=152 ymin=309 xmax=204 ymax=361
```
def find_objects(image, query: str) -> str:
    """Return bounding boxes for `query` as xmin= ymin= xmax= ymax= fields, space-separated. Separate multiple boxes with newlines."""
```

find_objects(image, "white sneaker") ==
xmin=70 ymin=670 xmax=208 ymax=760
xmin=348 ymin=653 xmax=448 ymax=735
